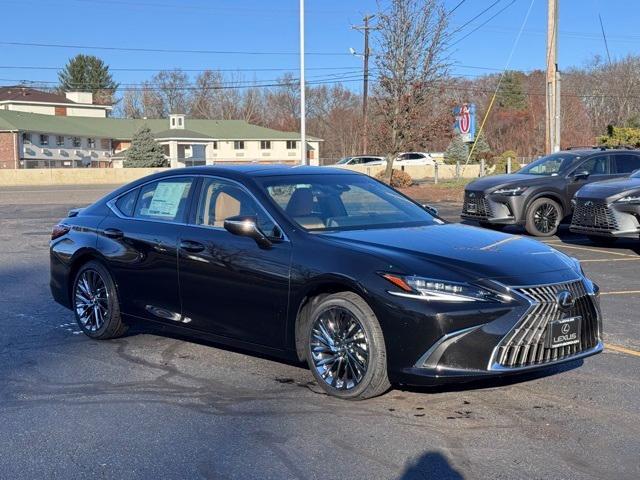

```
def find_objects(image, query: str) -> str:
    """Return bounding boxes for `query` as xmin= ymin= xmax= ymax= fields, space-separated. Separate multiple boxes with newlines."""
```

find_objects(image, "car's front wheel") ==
xmin=304 ymin=292 xmax=390 ymax=400
xmin=525 ymin=198 xmax=563 ymax=237
xmin=72 ymin=260 xmax=127 ymax=339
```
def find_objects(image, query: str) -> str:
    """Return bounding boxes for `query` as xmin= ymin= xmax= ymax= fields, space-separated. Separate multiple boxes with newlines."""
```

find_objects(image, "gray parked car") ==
xmin=570 ymin=169 xmax=640 ymax=244
xmin=461 ymin=148 xmax=640 ymax=237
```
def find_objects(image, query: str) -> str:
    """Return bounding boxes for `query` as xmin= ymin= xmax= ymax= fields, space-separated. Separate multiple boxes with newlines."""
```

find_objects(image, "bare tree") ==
xmin=374 ymin=0 xmax=450 ymax=179
xmin=153 ymin=70 xmax=189 ymax=115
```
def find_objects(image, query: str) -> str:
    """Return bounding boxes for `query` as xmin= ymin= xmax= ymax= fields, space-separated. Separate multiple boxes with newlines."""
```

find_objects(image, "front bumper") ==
xmin=388 ymin=278 xmax=603 ymax=386
xmin=570 ymin=198 xmax=640 ymax=238
xmin=460 ymin=190 xmax=524 ymax=225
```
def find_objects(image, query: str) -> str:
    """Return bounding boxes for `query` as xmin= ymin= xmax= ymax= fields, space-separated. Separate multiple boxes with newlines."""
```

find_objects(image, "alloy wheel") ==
xmin=309 ymin=307 xmax=369 ymax=390
xmin=74 ymin=269 xmax=109 ymax=332
xmin=533 ymin=202 xmax=559 ymax=234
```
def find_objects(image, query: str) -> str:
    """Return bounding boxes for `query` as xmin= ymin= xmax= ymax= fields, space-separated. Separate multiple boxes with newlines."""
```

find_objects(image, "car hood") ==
xmin=576 ymin=177 xmax=640 ymax=199
xmin=466 ymin=173 xmax=556 ymax=192
xmin=321 ymin=223 xmax=579 ymax=285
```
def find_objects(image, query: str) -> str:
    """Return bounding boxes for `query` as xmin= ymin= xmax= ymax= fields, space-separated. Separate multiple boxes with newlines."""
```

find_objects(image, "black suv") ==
xmin=461 ymin=148 xmax=640 ymax=236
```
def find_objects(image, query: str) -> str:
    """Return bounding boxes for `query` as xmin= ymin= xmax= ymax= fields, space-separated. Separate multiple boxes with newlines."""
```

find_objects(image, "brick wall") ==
xmin=0 ymin=132 xmax=18 ymax=169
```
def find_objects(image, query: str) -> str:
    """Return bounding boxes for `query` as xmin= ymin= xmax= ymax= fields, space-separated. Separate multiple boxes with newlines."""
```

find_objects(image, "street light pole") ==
xmin=299 ymin=0 xmax=307 ymax=165
xmin=353 ymin=14 xmax=375 ymax=155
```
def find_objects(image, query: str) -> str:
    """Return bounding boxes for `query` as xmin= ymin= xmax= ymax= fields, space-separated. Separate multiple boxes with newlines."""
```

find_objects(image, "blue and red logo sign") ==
xmin=453 ymin=103 xmax=476 ymax=142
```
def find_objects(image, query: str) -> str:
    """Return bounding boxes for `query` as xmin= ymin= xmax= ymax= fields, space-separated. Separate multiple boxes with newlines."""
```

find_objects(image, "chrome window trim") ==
xmin=106 ymin=173 xmax=289 ymax=242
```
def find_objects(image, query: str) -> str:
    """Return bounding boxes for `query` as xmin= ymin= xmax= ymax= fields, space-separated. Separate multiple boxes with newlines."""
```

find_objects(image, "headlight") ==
xmin=492 ymin=186 xmax=527 ymax=196
xmin=381 ymin=273 xmax=512 ymax=303
xmin=615 ymin=194 xmax=640 ymax=204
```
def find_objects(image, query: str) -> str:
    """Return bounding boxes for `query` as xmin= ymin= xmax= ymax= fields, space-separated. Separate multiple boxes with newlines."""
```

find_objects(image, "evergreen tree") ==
xmin=58 ymin=54 xmax=118 ymax=104
xmin=123 ymin=126 xmax=168 ymax=168
xmin=470 ymin=131 xmax=491 ymax=161
xmin=497 ymin=71 xmax=526 ymax=110
xmin=444 ymin=136 xmax=469 ymax=164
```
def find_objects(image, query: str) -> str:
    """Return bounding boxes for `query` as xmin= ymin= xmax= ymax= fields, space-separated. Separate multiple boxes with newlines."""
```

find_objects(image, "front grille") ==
xmin=571 ymin=199 xmax=619 ymax=232
xmin=462 ymin=191 xmax=492 ymax=219
xmin=495 ymin=280 xmax=600 ymax=368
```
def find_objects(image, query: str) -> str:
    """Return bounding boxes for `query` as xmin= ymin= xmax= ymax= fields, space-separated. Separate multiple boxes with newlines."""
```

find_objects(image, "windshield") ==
xmin=519 ymin=153 xmax=577 ymax=176
xmin=259 ymin=174 xmax=441 ymax=232
xmin=336 ymin=157 xmax=353 ymax=165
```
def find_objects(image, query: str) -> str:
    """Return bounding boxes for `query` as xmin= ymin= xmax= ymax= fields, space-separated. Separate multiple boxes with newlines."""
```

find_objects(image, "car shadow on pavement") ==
xmin=397 ymin=451 xmax=463 ymax=480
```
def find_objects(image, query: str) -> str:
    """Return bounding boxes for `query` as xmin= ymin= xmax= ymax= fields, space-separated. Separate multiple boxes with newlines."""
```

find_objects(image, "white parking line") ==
xmin=543 ymin=243 xmax=637 ymax=257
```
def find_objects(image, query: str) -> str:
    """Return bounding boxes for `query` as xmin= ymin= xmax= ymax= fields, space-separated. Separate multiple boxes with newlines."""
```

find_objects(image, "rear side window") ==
xmin=579 ymin=155 xmax=610 ymax=175
xmin=614 ymin=154 xmax=640 ymax=174
xmin=114 ymin=189 xmax=138 ymax=217
xmin=134 ymin=178 xmax=193 ymax=222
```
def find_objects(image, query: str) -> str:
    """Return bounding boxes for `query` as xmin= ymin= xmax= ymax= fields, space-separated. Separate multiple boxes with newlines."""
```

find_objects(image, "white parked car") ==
xmin=393 ymin=152 xmax=436 ymax=166
xmin=335 ymin=155 xmax=387 ymax=166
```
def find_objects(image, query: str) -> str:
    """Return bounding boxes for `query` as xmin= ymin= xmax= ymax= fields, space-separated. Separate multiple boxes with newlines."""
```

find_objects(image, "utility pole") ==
xmin=353 ymin=14 xmax=375 ymax=154
xmin=299 ymin=0 xmax=307 ymax=165
xmin=546 ymin=0 xmax=560 ymax=153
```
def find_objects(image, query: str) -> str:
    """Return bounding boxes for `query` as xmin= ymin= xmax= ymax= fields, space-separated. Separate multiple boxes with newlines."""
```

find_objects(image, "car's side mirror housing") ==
xmin=223 ymin=215 xmax=272 ymax=249
xmin=573 ymin=170 xmax=590 ymax=181
xmin=422 ymin=204 xmax=438 ymax=216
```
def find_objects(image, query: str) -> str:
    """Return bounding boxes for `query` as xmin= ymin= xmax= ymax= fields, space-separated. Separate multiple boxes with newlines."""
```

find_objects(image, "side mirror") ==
xmin=223 ymin=215 xmax=272 ymax=249
xmin=422 ymin=204 xmax=438 ymax=216
xmin=573 ymin=170 xmax=590 ymax=181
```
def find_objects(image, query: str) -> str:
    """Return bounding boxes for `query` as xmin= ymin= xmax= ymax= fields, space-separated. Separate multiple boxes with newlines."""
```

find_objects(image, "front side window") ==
xmin=260 ymin=174 xmax=439 ymax=231
xmin=336 ymin=157 xmax=352 ymax=165
xmin=578 ymin=155 xmax=610 ymax=175
xmin=194 ymin=177 xmax=279 ymax=238
xmin=286 ymin=140 xmax=297 ymax=150
xmin=614 ymin=154 xmax=640 ymax=174
xmin=519 ymin=153 xmax=577 ymax=176
xmin=40 ymin=134 xmax=49 ymax=146
xmin=134 ymin=178 xmax=193 ymax=222
xmin=234 ymin=141 xmax=244 ymax=150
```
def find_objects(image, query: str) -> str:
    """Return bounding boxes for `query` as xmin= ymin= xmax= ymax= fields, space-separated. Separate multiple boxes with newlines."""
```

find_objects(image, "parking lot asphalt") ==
xmin=1 ymin=184 xmax=639 ymax=480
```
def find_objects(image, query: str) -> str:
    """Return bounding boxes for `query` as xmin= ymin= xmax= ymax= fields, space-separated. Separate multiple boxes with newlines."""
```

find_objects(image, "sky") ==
xmin=0 ymin=0 xmax=639 ymax=92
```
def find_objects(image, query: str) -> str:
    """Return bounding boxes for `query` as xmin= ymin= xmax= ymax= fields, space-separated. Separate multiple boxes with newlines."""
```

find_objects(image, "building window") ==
xmin=72 ymin=137 xmax=81 ymax=148
xmin=234 ymin=141 xmax=245 ymax=150
xmin=212 ymin=141 xmax=218 ymax=150
xmin=171 ymin=117 xmax=176 ymax=127
xmin=87 ymin=138 xmax=96 ymax=148
xmin=260 ymin=140 xmax=271 ymax=150
xmin=56 ymin=136 xmax=65 ymax=147
xmin=40 ymin=134 xmax=49 ymax=146
xmin=178 ymin=117 xmax=183 ymax=127
xmin=22 ymin=133 xmax=31 ymax=144
xmin=286 ymin=140 xmax=297 ymax=149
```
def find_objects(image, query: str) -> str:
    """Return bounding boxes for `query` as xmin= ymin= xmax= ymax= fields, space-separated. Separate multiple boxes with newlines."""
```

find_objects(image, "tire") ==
xmin=302 ymin=292 xmax=390 ymax=400
xmin=479 ymin=222 xmax=505 ymax=231
xmin=525 ymin=198 xmax=563 ymax=237
xmin=72 ymin=260 xmax=128 ymax=340
xmin=587 ymin=235 xmax=618 ymax=246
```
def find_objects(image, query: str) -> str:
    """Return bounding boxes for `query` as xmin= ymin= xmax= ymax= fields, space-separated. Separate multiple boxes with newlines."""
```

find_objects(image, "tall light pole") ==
xmin=352 ymin=14 xmax=375 ymax=154
xmin=299 ymin=0 xmax=307 ymax=165
xmin=546 ymin=0 xmax=560 ymax=153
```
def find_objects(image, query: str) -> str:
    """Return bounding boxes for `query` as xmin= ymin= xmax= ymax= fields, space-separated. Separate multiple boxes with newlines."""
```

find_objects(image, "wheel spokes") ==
xmin=74 ymin=270 xmax=109 ymax=332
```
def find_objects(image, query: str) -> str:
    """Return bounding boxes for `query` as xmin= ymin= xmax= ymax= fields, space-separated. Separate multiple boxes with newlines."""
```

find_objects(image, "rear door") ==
xmin=177 ymin=176 xmax=291 ymax=347
xmin=98 ymin=176 xmax=195 ymax=322
xmin=612 ymin=152 xmax=640 ymax=176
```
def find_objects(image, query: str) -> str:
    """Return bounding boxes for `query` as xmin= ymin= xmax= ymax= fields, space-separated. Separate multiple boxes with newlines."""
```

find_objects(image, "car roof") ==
xmin=157 ymin=164 xmax=357 ymax=177
xmin=560 ymin=148 xmax=640 ymax=156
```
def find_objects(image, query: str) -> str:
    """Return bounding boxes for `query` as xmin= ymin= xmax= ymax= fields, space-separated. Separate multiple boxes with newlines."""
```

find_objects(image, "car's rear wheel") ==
xmin=525 ymin=198 xmax=563 ymax=237
xmin=73 ymin=261 xmax=127 ymax=339
xmin=304 ymin=292 xmax=390 ymax=400
xmin=587 ymin=235 xmax=618 ymax=246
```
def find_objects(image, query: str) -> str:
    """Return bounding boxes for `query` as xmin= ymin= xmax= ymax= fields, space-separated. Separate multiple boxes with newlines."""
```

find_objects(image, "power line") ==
xmin=449 ymin=0 xmax=502 ymax=37
xmin=0 ymin=40 xmax=353 ymax=56
xmin=598 ymin=13 xmax=612 ymax=64
xmin=0 ymin=65 xmax=365 ymax=73
xmin=449 ymin=0 xmax=518 ymax=47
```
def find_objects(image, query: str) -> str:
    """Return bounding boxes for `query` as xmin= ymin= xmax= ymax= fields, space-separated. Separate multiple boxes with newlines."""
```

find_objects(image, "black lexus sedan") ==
xmin=50 ymin=166 xmax=603 ymax=400
xmin=461 ymin=148 xmax=640 ymax=237
xmin=570 ymin=169 xmax=640 ymax=243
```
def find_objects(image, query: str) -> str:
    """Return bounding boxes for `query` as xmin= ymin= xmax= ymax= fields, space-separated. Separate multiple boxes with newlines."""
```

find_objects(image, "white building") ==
xmin=0 ymin=86 xmax=112 ymax=118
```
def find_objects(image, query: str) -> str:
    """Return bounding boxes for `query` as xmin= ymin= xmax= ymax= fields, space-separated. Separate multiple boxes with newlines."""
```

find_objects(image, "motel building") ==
xmin=0 ymin=86 xmax=321 ymax=169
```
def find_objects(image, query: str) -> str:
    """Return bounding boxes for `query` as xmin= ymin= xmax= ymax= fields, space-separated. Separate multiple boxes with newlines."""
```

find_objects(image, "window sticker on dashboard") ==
xmin=147 ymin=182 xmax=187 ymax=217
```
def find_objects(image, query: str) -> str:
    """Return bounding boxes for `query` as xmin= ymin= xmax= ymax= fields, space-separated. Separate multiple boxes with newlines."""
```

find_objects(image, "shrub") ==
xmin=375 ymin=169 xmax=413 ymax=188
xmin=488 ymin=150 xmax=520 ymax=175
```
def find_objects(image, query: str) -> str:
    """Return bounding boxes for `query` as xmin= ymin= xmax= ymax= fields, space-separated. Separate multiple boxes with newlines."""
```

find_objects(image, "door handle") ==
xmin=179 ymin=240 xmax=205 ymax=253
xmin=103 ymin=228 xmax=124 ymax=239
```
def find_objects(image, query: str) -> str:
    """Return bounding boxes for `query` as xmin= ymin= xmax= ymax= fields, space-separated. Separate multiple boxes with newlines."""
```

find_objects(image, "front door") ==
xmin=177 ymin=176 xmax=291 ymax=348
xmin=566 ymin=155 xmax=613 ymax=201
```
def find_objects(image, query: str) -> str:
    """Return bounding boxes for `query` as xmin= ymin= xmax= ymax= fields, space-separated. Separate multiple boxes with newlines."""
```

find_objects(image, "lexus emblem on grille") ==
xmin=561 ymin=323 xmax=571 ymax=335
xmin=469 ymin=192 xmax=476 ymax=198
xmin=556 ymin=290 xmax=575 ymax=311
xmin=585 ymin=201 xmax=594 ymax=207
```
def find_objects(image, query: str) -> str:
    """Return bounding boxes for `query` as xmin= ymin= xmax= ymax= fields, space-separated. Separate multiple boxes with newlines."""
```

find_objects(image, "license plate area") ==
xmin=547 ymin=316 xmax=581 ymax=348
